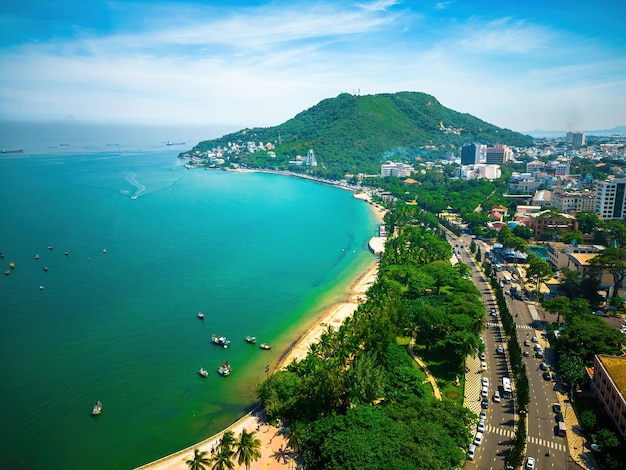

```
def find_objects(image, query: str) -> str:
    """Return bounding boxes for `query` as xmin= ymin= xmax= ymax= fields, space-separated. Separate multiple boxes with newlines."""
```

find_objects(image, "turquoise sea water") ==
xmin=0 ymin=144 xmax=378 ymax=469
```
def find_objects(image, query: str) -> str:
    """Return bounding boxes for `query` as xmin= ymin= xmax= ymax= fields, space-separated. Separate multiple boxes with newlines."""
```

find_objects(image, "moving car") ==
xmin=523 ymin=351 xmax=530 ymax=357
xmin=493 ymin=390 xmax=501 ymax=403
xmin=524 ymin=339 xmax=531 ymax=346
xmin=526 ymin=456 xmax=536 ymax=469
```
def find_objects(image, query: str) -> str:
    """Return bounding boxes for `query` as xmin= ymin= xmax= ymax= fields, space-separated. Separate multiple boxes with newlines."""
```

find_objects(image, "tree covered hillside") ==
xmin=185 ymin=92 xmax=532 ymax=177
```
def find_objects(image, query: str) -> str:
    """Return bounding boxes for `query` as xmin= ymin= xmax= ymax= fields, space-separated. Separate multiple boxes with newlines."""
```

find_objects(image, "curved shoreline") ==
xmin=136 ymin=192 xmax=385 ymax=470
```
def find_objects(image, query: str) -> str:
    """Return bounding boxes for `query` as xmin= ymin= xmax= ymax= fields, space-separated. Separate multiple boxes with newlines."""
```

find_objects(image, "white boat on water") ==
xmin=211 ymin=334 xmax=230 ymax=348
xmin=198 ymin=368 xmax=208 ymax=377
xmin=92 ymin=401 xmax=102 ymax=416
xmin=217 ymin=362 xmax=231 ymax=377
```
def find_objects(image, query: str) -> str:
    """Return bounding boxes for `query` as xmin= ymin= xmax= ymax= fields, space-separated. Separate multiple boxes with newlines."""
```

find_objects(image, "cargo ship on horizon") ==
xmin=1 ymin=149 xmax=24 ymax=154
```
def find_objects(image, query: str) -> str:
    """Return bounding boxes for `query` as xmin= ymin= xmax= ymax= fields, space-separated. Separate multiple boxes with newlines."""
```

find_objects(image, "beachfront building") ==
xmin=381 ymin=162 xmax=414 ymax=178
xmin=590 ymin=355 xmax=626 ymax=439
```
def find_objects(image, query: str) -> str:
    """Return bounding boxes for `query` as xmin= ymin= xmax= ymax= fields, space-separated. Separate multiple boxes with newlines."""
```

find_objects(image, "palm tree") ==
xmin=286 ymin=420 xmax=304 ymax=454
xmin=211 ymin=431 xmax=236 ymax=470
xmin=234 ymin=428 xmax=262 ymax=470
xmin=186 ymin=448 xmax=210 ymax=470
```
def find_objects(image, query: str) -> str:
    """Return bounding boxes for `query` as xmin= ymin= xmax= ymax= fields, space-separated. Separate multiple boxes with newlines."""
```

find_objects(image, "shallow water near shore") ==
xmin=0 ymin=144 xmax=378 ymax=469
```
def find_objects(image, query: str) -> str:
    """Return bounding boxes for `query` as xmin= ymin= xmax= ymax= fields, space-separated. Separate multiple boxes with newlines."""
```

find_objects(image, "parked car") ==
xmin=481 ymin=386 xmax=489 ymax=398
xmin=540 ymin=362 xmax=549 ymax=370
xmin=526 ymin=456 xmax=536 ymax=469
xmin=490 ymin=309 xmax=497 ymax=316
xmin=543 ymin=371 xmax=551 ymax=381
xmin=479 ymin=352 xmax=486 ymax=360
xmin=532 ymin=336 xmax=538 ymax=343
xmin=477 ymin=418 xmax=486 ymax=432
xmin=553 ymin=403 xmax=562 ymax=413
xmin=481 ymin=361 xmax=487 ymax=371
xmin=534 ymin=344 xmax=542 ymax=352
xmin=468 ymin=444 xmax=477 ymax=460
xmin=536 ymin=350 xmax=544 ymax=358
xmin=481 ymin=399 xmax=489 ymax=409
xmin=496 ymin=345 xmax=504 ymax=354
xmin=555 ymin=412 xmax=564 ymax=422
xmin=474 ymin=432 xmax=483 ymax=446
xmin=482 ymin=377 xmax=489 ymax=387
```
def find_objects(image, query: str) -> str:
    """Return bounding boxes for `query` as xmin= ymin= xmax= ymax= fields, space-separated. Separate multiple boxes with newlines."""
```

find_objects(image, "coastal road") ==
xmin=449 ymin=236 xmax=516 ymax=470
xmin=501 ymin=273 xmax=576 ymax=470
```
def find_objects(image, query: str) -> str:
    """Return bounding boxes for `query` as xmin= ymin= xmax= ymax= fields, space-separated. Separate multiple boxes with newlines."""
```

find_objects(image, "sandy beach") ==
xmin=136 ymin=202 xmax=384 ymax=470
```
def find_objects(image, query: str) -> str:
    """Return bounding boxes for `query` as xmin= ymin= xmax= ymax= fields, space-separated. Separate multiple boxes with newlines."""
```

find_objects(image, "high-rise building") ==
xmin=572 ymin=132 xmax=586 ymax=148
xmin=460 ymin=143 xmax=480 ymax=165
xmin=595 ymin=178 xmax=626 ymax=220
xmin=566 ymin=131 xmax=586 ymax=148
xmin=485 ymin=145 xmax=511 ymax=164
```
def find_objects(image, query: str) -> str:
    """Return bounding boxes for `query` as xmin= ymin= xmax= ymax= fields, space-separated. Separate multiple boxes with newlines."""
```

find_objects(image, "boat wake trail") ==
xmin=126 ymin=173 xmax=146 ymax=199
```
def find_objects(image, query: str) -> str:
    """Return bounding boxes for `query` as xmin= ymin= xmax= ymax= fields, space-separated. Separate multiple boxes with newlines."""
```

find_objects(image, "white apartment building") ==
xmin=552 ymin=190 xmax=596 ymax=214
xmin=595 ymin=178 xmax=626 ymax=220
xmin=381 ymin=162 xmax=414 ymax=177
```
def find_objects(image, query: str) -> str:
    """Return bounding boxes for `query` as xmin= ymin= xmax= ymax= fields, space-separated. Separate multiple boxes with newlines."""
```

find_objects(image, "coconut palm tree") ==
xmin=211 ymin=431 xmax=236 ymax=470
xmin=234 ymin=428 xmax=262 ymax=470
xmin=186 ymin=448 xmax=210 ymax=470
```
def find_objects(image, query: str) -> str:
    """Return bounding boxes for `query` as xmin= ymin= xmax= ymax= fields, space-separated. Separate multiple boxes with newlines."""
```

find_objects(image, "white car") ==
xmin=481 ymin=386 xmax=489 ymax=398
xmin=481 ymin=361 xmax=487 ymax=371
xmin=477 ymin=418 xmax=486 ymax=432
xmin=474 ymin=431 xmax=483 ymax=446
xmin=468 ymin=444 xmax=477 ymax=460
xmin=479 ymin=411 xmax=487 ymax=420
xmin=525 ymin=456 xmax=536 ymax=469
xmin=493 ymin=390 xmax=501 ymax=402
xmin=532 ymin=336 xmax=538 ymax=343
xmin=482 ymin=377 xmax=489 ymax=387
xmin=479 ymin=352 xmax=486 ymax=360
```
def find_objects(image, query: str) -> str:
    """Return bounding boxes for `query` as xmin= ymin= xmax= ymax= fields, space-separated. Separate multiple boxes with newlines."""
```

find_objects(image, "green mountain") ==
xmin=182 ymin=91 xmax=533 ymax=178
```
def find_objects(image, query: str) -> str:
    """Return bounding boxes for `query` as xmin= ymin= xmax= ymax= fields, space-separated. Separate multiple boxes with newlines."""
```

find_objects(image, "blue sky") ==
xmin=1 ymin=0 xmax=625 ymax=132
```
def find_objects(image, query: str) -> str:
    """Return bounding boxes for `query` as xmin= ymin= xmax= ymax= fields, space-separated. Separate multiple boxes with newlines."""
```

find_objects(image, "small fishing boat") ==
xmin=245 ymin=336 xmax=257 ymax=344
xmin=43 ymin=266 xmax=48 ymax=272
xmin=48 ymin=246 xmax=53 ymax=250
xmin=217 ymin=362 xmax=231 ymax=377
xmin=65 ymin=251 xmax=69 ymax=256
xmin=92 ymin=401 xmax=102 ymax=416
xmin=198 ymin=368 xmax=208 ymax=377
xmin=211 ymin=334 xmax=230 ymax=348
xmin=260 ymin=343 xmax=272 ymax=350
xmin=35 ymin=254 xmax=40 ymax=260
xmin=9 ymin=261 xmax=15 ymax=268
xmin=197 ymin=312 xmax=204 ymax=319
xmin=102 ymin=248 xmax=107 ymax=254
xmin=4 ymin=269 xmax=9 ymax=276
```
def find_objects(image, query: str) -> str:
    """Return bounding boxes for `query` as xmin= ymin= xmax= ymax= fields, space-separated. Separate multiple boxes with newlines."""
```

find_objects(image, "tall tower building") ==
xmin=595 ymin=178 xmax=626 ymax=220
xmin=461 ymin=143 xmax=480 ymax=165
xmin=485 ymin=145 xmax=511 ymax=165
xmin=572 ymin=132 xmax=586 ymax=148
